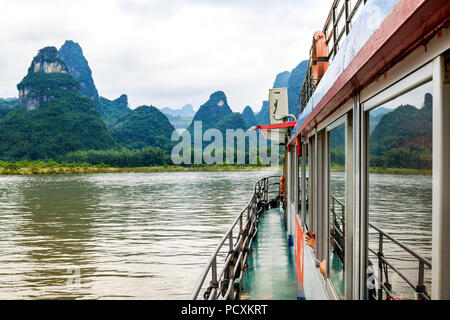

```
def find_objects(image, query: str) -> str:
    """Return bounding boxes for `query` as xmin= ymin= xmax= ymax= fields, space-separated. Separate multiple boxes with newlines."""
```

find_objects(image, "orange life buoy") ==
xmin=280 ymin=176 xmax=285 ymax=201
xmin=311 ymin=31 xmax=328 ymax=86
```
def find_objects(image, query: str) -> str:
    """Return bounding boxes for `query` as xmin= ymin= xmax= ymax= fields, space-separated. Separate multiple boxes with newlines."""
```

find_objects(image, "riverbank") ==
xmin=312 ymin=164 xmax=431 ymax=175
xmin=0 ymin=161 xmax=431 ymax=176
xmin=0 ymin=164 xmax=278 ymax=175
xmin=369 ymin=167 xmax=432 ymax=175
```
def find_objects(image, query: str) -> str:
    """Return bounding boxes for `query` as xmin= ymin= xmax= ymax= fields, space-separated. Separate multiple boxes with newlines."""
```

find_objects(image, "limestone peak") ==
xmin=27 ymin=46 xmax=68 ymax=75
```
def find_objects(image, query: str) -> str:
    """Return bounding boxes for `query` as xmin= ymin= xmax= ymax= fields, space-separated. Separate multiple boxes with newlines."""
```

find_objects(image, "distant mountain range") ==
xmin=161 ymin=104 xmax=195 ymax=117
xmin=0 ymin=41 xmax=433 ymax=169
xmin=0 ymin=40 xmax=258 ymax=162
xmin=160 ymin=104 xmax=195 ymax=130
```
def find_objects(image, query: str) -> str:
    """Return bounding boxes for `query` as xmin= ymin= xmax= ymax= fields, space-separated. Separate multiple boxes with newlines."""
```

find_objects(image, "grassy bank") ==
xmin=369 ymin=167 xmax=432 ymax=175
xmin=330 ymin=165 xmax=431 ymax=175
xmin=0 ymin=162 xmax=278 ymax=176
xmin=0 ymin=160 xmax=431 ymax=176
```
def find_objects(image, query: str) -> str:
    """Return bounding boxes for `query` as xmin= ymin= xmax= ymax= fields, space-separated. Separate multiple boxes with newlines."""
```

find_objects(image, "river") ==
xmin=0 ymin=170 xmax=431 ymax=299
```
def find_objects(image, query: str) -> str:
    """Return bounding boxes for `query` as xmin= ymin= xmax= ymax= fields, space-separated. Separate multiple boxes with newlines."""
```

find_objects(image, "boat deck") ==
xmin=241 ymin=207 xmax=298 ymax=300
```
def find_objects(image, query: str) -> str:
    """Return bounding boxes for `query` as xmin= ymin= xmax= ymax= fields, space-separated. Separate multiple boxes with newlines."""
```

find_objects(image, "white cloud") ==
xmin=0 ymin=0 xmax=326 ymax=112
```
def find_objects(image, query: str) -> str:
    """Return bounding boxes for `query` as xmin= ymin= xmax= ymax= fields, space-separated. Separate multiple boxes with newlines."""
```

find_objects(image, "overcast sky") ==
xmin=0 ymin=0 xmax=327 ymax=112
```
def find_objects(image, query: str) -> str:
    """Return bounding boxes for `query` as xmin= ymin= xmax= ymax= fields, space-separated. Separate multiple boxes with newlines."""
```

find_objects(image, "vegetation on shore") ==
xmin=0 ymin=158 xmax=431 ymax=176
xmin=329 ymin=163 xmax=430 ymax=175
xmin=330 ymin=164 xmax=431 ymax=175
xmin=368 ymin=167 xmax=431 ymax=175
xmin=0 ymin=159 xmax=275 ymax=176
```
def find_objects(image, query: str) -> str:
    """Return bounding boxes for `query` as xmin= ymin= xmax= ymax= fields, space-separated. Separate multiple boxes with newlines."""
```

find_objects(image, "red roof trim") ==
xmin=255 ymin=121 xmax=297 ymax=131
xmin=289 ymin=0 xmax=450 ymax=145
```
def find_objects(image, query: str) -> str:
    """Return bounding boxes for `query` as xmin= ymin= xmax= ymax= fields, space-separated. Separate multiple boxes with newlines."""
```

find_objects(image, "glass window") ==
xmin=367 ymin=81 xmax=433 ymax=300
xmin=298 ymin=143 xmax=310 ymax=229
xmin=328 ymin=123 xmax=346 ymax=299
xmin=308 ymin=139 xmax=314 ymax=231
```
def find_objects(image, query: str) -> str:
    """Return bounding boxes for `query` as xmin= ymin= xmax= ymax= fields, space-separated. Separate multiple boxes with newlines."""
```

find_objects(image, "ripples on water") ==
xmin=0 ymin=170 xmax=431 ymax=299
xmin=0 ymin=170 xmax=279 ymax=299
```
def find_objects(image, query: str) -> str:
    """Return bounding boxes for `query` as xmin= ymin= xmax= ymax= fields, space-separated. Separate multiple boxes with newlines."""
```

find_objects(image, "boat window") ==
xmin=298 ymin=143 xmax=309 ymax=229
xmin=327 ymin=121 xmax=346 ymax=299
xmin=367 ymin=81 xmax=433 ymax=300
xmin=308 ymin=138 xmax=315 ymax=232
xmin=305 ymin=149 xmax=309 ymax=229
xmin=290 ymin=148 xmax=296 ymax=203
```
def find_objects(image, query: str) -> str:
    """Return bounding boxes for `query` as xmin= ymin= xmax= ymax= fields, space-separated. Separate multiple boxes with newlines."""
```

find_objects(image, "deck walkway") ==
xmin=241 ymin=207 xmax=298 ymax=300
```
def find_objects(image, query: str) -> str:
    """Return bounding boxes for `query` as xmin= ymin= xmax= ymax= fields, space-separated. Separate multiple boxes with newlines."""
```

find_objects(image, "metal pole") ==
xmin=378 ymin=233 xmax=383 ymax=300
xmin=301 ymin=142 xmax=307 ymax=226
xmin=212 ymin=256 xmax=217 ymax=285
xmin=432 ymin=53 xmax=450 ymax=299
xmin=229 ymin=231 xmax=233 ymax=252
xmin=417 ymin=260 xmax=425 ymax=299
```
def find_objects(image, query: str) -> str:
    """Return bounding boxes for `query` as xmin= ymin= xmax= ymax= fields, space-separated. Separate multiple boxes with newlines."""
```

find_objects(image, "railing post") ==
xmin=212 ymin=256 xmax=217 ymax=280
xmin=239 ymin=214 xmax=244 ymax=292
xmin=228 ymin=234 xmax=234 ymax=300
xmin=229 ymin=231 xmax=233 ymax=252
xmin=342 ymin=206 xmax=345 ymax=238
xmin=332 ymin=195 xmax=335 ymax=217
xmin=211 ymin=256 xmax=217 ymax=299
xmin=378 ymin=232 xmax=383 ymax=300
xmin=240 ymin=215 xmax=243 ymax=235
xmin=227 ymin=231 xmax=234 ymax=300
xmin=417 ymin=260 xmax=426 ymax=300
xmin=264 ymin=178 xmax=268 ymax=203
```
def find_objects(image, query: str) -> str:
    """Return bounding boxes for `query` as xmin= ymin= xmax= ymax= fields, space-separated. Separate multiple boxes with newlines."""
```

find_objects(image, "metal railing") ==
xmin=300 ymin=0 xmax=367 ymax=111
xmin=329 ymin=194 xmax=432 ymax=300
xmin=323 ymin=0 xmax=367 ymax=63
xmin=190 ymin=176 xmax=281 ymax=300
xmin=300 ymin=66 xmax=315 ymax=114
xmin=330 ymin=194 xmax=345 ymax=263
xmin=368 ymin=224 xmax=432 ymax=300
